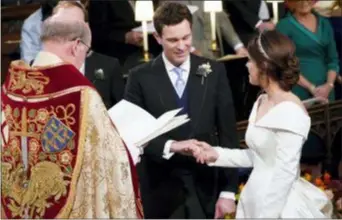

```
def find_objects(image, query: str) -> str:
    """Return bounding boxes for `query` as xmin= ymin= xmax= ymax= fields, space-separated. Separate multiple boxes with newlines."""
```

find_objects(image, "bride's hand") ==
xmin=193 ymin=142 xmax=219 ymax=164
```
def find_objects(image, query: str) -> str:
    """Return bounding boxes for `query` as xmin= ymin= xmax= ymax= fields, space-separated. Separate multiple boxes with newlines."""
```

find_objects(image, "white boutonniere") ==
xmin=94 ymin=68 xmax=105 ymax=80
xmin=196 ymin=62 xmax=212 ymax=85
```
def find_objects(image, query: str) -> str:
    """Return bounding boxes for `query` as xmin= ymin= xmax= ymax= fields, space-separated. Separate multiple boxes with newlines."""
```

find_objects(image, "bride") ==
xmin=191 ymin=30 xmax=332 ymax=218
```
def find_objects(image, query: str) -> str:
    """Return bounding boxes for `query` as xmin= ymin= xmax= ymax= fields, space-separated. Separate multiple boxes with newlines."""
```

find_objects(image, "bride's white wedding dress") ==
xmin=209 ymin=95 xmax=332 ymax=218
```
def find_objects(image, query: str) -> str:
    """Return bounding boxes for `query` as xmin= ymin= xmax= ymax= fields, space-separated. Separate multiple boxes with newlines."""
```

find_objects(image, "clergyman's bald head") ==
xmin=40 ymin=15 xmax=91 ymax=70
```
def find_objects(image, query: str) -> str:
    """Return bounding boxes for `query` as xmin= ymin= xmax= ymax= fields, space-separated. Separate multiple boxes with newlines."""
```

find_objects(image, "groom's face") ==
xmin=155 ymin=19 xmax=192 ymax=66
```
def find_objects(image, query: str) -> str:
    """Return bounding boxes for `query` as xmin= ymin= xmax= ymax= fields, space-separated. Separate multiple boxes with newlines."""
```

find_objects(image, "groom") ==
xmin=124 ymin=2 xmax=238 ymax=219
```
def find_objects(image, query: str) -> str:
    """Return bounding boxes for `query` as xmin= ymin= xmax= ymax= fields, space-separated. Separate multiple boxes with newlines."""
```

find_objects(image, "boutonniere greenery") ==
xmin=94 ymin=68 xmax=105 ymax=80
xmin=196 ymin=62 xmax=212 ymax=85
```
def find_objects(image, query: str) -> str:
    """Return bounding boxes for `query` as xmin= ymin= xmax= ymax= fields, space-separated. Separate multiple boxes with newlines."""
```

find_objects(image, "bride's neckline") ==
xmin=253 ymin=95 xmax=308 ymax=124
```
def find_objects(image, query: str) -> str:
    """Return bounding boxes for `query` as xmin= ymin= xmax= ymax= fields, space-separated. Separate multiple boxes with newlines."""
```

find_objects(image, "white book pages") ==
xmin=136 ymin=115 xmax=190 ymax=147
xmin=108 ymin=100 xmax=189 ymax=147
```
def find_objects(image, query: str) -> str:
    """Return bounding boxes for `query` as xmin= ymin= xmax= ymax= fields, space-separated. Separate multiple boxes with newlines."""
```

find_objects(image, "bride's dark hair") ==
xmin=247 ymin=30 xmax=300 ymax=91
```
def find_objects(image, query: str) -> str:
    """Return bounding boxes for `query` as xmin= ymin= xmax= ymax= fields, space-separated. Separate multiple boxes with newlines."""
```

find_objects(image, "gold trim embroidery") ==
xmin=10 ymin=59 xmax=70 ymax=71
xmin=8 ymin=68 xmax=50 ymax=95
xmin=2 ymin=94 xmax=83 ymax=218
xmin=2 ymin=85 xmax=94 ymax=102
xmin=56 ymin=88 xmax=89 ymax=218
xmin=2 ymin=161 xmax=69 ymax=218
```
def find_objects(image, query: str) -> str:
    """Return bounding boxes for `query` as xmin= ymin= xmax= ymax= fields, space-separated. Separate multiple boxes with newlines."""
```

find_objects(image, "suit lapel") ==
xmin=187 ymin=55 xmax=207 ymax=129
xmin=85 ymin=54 xmax=95 ymax=82
xmin=152 ymin=55 xmax=179 ymax=111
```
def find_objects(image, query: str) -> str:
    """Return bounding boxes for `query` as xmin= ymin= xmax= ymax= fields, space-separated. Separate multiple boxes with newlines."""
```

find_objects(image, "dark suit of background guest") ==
xmin=223 ymin=0 xmax=263 ymax=45
xmin=88 ymin=0 xmax=161 ymax=71
xmin=125 ymin=54 xmax=239 ymax=218
xmin=85 ymin=52 xmax=125 ymax=109
xmin=222 ymin=0 xmax=267 ymax=120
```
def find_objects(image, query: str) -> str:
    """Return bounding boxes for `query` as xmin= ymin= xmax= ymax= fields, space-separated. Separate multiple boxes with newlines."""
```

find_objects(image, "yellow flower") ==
xmin=239 ymin=183 xmax=245 ymax=192
xmin=304 ymin=173 xmax=312 ymax=182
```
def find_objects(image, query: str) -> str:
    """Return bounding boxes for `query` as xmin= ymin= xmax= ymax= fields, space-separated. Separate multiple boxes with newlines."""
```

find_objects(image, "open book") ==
xmin=108 ymin=100 xmax=190 ymax=147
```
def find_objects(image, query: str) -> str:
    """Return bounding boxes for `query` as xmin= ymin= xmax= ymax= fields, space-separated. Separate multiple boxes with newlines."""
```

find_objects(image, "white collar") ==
xmin=32 ymin=51 xmax=63 ymax=67
xmin=162 ymin=52 xmax=190 ymax=73
xmin=32 ymin=51 xmax=85 ymax=74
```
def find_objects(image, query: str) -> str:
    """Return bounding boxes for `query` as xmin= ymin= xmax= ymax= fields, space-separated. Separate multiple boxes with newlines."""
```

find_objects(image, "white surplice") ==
xmin=209 ymin=95 xmax=332 ymax=218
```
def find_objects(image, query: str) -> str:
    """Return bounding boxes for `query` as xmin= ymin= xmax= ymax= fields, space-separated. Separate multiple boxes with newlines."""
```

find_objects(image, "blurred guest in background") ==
xmin=223 ymin=0 xmax=275 ymax=46
xmin=88 ymin=0 xmax=162 ymax=70
xmin=20 ymin=0 xmax=59 ymax=63
xmin=277 ymin=0 xmax=339 ymax=101
xmin=277 ymin=0 xmax=340 ymax=177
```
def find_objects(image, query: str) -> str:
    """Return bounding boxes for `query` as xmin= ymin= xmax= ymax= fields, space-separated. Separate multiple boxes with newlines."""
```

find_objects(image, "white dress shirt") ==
xmin=161 ymin=53 xmax=236 ymax=200
xmin=161 ymin=53 xmax=190 ymax=159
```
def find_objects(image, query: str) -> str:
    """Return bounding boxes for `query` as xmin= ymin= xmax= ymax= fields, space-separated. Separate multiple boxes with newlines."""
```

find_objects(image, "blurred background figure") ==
xmin=223 ymin=0 xmax=275 ymax=46
xmin=88 ymin=0 xmax=162 ymax=71
xmin=277 ymin=0 xmax=340 ymax=178
xmin=20 ymin=0 xmax=59 ymax=63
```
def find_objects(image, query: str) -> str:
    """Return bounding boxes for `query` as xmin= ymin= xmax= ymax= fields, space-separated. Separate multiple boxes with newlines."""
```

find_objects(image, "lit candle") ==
xmin=272 ymin=1 xmax=279 ymax=24
xmin=210 ymin=11 xmax=216 ymax=41
xmin=141 ymin=20 xmax=148 ymax=53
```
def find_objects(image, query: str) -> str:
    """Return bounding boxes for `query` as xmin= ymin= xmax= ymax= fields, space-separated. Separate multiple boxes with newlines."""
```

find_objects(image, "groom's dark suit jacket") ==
xmin=85 ymin=51 xmax=125 ymax=109
xmin=124 ymin=54 xmax=239 ymax=218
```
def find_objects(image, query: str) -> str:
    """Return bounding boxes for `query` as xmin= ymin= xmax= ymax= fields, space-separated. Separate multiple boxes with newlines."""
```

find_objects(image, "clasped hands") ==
xmin=170 ymin=139 xmax=219 ymax=164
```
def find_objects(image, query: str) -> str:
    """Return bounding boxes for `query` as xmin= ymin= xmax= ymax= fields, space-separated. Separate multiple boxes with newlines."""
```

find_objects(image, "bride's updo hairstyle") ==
xmin=247 ymin=30 xmax=300 ymax=91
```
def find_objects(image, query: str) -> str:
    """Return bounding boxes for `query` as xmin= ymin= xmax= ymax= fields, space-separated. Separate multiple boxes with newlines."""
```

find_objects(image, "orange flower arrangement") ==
xmin=303 ymin=171 xmax=342 ymax=218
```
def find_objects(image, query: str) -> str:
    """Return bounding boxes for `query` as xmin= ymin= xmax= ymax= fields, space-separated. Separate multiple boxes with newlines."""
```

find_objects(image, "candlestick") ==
xmin=142 ymin=20 xmax=148 ymax=53
xmin=272 ymin=1 xmax=279 ymax=24
xmin=210 ymin=11 xmax=216 ymax=42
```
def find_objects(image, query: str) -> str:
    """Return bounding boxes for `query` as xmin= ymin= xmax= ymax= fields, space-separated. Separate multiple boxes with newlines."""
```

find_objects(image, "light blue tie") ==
xmin=173 ymin=67 xmax=185 ymax=98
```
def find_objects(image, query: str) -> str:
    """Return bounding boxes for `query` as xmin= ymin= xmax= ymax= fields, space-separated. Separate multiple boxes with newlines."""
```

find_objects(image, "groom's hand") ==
xmin=193 ymin=142 xmax=219 ymax=164
xmin=170 ymin=139 xmax=201 ymax=156
xmin=215 ymin=198 xmax=236 ymax=219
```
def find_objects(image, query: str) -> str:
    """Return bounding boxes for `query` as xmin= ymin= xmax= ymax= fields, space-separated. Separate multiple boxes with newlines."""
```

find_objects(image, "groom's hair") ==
xmin=153 ymin=2 xmax=192 ymax=36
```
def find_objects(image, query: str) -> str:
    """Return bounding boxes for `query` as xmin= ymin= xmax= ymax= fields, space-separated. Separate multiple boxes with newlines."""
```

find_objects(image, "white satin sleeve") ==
xmin=207 ymin=147 xmax=254 ymax=168
xmin=258 ymin=131 xmax=303 ymax=218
